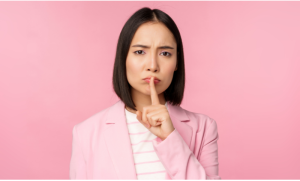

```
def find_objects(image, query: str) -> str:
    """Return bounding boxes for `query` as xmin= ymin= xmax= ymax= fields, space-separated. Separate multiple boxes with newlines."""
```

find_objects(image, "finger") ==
xmin=142 ymin=109 xmax=151 ymax=128
xmin=145 ymin=105 xmax=162 ymax=113
xmin=150 ymin=114 xmax=163 ymax=126
xmin=150 ymin=76 xmax=160 ymax=105
xmin=137 ymin=111 xmax=146 ymax=127
xmin=147 ymin=109 xmax=165 ymax=126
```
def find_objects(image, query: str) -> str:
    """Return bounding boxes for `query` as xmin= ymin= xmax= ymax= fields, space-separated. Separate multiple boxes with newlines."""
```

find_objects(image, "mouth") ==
xmin=143 ymin=76 xmax=161 ymax=84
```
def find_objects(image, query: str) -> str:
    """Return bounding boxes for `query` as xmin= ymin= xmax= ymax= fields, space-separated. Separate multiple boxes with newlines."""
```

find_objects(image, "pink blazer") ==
xmin=69 ymin=100 xmax=221 ymax=179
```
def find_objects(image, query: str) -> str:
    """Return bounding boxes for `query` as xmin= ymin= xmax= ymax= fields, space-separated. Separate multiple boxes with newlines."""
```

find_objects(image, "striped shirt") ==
xmin=125 ymin=102 xmax=168 ymax=180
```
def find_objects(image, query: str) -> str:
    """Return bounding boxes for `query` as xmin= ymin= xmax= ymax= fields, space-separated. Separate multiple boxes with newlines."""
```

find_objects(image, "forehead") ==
xmin=130 ymin=22 xmax=176 ymax=46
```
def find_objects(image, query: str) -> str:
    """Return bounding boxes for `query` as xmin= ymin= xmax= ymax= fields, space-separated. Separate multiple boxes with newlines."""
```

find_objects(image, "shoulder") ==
xmin=180 ymin=108 xmax=219 ymax=150
xmin=181 ymin=107 xmax=219 ymax=133
xmin=73 ymin=103 xmax=114 ymax=135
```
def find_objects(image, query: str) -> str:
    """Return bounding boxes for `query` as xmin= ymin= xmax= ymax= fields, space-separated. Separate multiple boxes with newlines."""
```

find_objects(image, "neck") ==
xmin=125 ymin=88 xmax=166 ymax=114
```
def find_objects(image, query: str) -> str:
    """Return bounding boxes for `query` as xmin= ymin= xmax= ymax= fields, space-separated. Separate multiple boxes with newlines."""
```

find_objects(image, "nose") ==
xmin=146 ymin=52 xmax=159 ymax=72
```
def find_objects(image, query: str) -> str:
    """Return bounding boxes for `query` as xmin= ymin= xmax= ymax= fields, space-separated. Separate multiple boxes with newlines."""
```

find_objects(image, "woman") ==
xmin=70 ymin=7 xmax=221 ymax=180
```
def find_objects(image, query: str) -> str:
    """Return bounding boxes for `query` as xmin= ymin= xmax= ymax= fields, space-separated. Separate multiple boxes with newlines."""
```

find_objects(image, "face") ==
xmin=126 ymin=22 xmax=178 ymax=97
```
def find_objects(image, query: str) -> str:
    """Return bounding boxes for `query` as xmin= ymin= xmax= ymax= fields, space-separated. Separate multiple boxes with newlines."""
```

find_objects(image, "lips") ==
xmin=143 ymin=76 xmax=160 ymax=84
xmin=143 ymin=76 xmax=160 ymax=81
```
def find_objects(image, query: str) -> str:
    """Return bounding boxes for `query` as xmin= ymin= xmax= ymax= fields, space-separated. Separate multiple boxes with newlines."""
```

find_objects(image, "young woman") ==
xmin=70 ymin=7 xmax=221 ymax=180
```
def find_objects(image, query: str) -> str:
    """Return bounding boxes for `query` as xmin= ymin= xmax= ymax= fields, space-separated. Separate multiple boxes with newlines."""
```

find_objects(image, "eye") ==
xmin=134 ymin=50 xmax=145 ymax=55
xmin=160 ymin=51 xmax=172 ymax=57
xmin=133 ymin=50 xmax=172 ymax=57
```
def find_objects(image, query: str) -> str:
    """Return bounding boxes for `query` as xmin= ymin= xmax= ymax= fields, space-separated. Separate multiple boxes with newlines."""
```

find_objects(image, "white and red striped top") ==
xmin=125 ymin=102 xmax=168 ymax=180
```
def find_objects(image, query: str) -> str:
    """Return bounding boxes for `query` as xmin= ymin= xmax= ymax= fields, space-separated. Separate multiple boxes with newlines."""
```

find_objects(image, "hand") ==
xmin=136 ymin=77 xmax=175 ymax=141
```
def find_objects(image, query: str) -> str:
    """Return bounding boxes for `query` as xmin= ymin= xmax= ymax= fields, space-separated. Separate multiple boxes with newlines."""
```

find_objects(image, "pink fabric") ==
xmin=69 ymin=100 xmax=221 ymax=179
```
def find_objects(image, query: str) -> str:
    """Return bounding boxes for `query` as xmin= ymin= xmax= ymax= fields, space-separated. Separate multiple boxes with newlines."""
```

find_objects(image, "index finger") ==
xmin=150 ymin=76 xmax=160 ymax=105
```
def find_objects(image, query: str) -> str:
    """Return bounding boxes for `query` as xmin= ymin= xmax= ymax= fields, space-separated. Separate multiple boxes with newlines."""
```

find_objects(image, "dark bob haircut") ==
xmin=112 ymin=7 xmax=185 ymax=111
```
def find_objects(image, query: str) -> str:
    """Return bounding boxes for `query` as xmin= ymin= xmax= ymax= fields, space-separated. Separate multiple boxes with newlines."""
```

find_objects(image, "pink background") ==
xmin=0 ymin=1 xmax=299 ymax=179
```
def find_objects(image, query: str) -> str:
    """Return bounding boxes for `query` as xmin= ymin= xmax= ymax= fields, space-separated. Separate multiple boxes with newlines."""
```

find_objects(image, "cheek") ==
xmin=126 ymin=57 xmax=142 ymax=81
xmin=163 ymin=61 xmax=177 ymax=82
xmin=165 ymin=64 xmax=176 ymax=73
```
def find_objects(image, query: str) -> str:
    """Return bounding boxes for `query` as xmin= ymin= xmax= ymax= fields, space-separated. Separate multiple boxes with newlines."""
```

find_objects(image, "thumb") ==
xmin=136 ymin=111 xmax=149 ymax=128
xmin=136 ymin=110 xmax=142 ymax=122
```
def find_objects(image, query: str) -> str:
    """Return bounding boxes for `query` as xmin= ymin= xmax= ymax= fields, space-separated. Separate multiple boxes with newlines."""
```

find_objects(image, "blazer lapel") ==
xmin=166 ymin=101 xmax=192 ymax=149
xmin=103 ymin=100 xmax=192 ymax=180
xmin=103 ymin=100 xmax=137 ymax=179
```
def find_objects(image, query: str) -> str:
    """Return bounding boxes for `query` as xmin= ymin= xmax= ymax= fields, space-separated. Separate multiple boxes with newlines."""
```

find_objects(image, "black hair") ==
xmin=112 ymin=7 xmax=185 ymax=111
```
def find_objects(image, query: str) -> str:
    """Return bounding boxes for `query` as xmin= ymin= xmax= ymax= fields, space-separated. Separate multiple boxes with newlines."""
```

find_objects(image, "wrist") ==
xmin=161 ymin=128 xmax=175 ymax=141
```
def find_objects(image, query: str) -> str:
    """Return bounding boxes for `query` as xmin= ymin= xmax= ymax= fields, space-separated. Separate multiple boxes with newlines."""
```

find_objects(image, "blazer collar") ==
xmin=103 ymin=100 xmax=192 ymax=179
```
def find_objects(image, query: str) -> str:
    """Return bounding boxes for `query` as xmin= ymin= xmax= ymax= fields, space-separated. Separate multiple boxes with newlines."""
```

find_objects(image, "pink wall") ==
xmin=0 ymin=1 xmax=299 ymax=179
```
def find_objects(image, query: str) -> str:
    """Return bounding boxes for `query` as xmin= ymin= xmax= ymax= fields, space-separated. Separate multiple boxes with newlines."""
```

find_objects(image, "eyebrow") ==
xmin=131 ymin=44 xmax=174 ymax=49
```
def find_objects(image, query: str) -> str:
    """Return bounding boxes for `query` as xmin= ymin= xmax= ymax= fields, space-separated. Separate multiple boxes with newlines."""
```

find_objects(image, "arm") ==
xmin=152 ymin=119 xmax=221 ymax=179
xmin=69 ymin=125 xmax=87 ymax=179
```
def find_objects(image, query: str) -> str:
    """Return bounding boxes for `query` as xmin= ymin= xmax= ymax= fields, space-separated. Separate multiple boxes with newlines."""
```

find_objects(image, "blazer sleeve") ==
xmin=69 ymin=125 xmax=87 ymax=179
xmin=152 ymin=119 xmax=221 ymax=180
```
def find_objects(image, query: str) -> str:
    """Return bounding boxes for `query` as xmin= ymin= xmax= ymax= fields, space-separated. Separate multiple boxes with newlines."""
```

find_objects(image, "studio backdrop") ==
xmin=0 ymin=1 xmax=299 ymax=179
